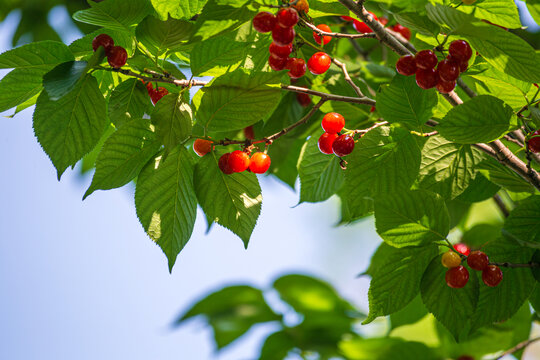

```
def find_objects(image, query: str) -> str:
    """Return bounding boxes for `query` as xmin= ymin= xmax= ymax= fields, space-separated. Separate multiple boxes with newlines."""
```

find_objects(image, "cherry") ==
xmin=272 ymin=25 xmax=295 ymax=46
xmin=307 ymin=52 xmax=331 ymax=75
xmin=276 ymin=8 xmax=299 ymax=28
xmin=218 ymin=153 xmax=234 ymax=174
xmin=459 ymin=60 xmax=468 ymax=73
xmin=467 ymin=251 xmax=489 ymax=271
xmin=107 ymin=46 xmax=128 ymax=68
xmin=249 ymin=152 xmax=271 ymax=174
xmin=457 ymin=356 xmax=475 ymax=360
xmin=332 ymin=134 xmax=355 ymax=157
xmin=392 ymin=24 xmax=411 ymax=41
xmin=286 ymin=57 xmax=306 ymax=79
xmin=296 ymin=93 xmax=311 ymax=107
xmin=150 ymin=87 xmax=168 ymax=104
xmin=379 ymin=17 xmax=389 ymax=26
xmin=321 ymin=112 xmax=345 ymax=134
xmin=228 ymin=150 xmax=251 ymax=173
xmin=193 ymin=139 xmax=213 ymax=157
xmin=415 ymin=50 xmax=438 ymax=70
xmin=313 ymin=24 xmax=332 ymax=45
xmin=92 ymin=34 xmax=114 ymax=53
xmin=370 ymin=106 xmax=376 ymax=113
xmin=318 ymin=132 xmax=338 ymax=155
xmin=253 ymin=12 xmax=276 ymax=33
xmin=449 ymin=40 xmax=472 ymax=62
xmin=436 ymin=79 xmax=456 ymax=94
xmin=269 ymin=42 xmax=293 ymax=59
xmin=528 ymin=130 xmax=540 ymax=153
xmin=454 ymin=243 xmax=471 ymax=256
xmin=445 ymin=265 xmax=469 ymax=289
xmin=438 ymin=59 xmax=460 ymax=82
xmin=341 ymin=16 xmax=354 ymax=22
xmin=244 ymin=126 xmax=255 ymax=140
xmin=396 ymin=55 xmax=417 ymax=76
xmin=441 ymin=251 xmax=461 ymax=268
xmin=352 ymin=12 xmax=377 ymax=33
xmin=482 ymin=265 xmax=503 ymax=287
xmin=268 ymin=55 xmax=288 ymax=71
xmin=415 ymin=68 xmax=438 ymax=90
xmin=291 ymin=0 xmax=309 ymax=13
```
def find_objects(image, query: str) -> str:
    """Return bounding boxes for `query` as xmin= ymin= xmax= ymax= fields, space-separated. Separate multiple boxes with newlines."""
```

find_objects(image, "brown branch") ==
xmin=504 ymin=134 xmax=524 ymax=148
xmin=112 ymin=68 xmax=208 ymax=87
xmin=282 ymin=85 xmax=375 ymax=105
xmin=331 ymin=58 xmax=365 ymax=98
xmin=494 ymin=337 xmax=540 ymax=360
xmin=353 ymin=121 xmax=388 ymax=135
xmin=300 ymin=18 xmax=377 ymax=39
xmin=457 ymin=78 xmax=478 ymax=98
xmin=490 ymin=262 xmax=540 ymax=268
xmin=488 ymin=140 xmax=540 ymax=191
xmin=492 ymin=194 xmax=510 ymax=217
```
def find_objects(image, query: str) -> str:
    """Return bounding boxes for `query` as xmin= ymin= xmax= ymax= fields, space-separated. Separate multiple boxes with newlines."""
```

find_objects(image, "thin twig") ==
xmin=494 ymin=337 xmax=540 ymax=360
xmin=353 ymin=121 xmax=388 ymax=135
xmin=490 ymin=262 xmax=540 ymax=268
xmin=300 ymin=18 xmax=377 ymax=39
xmin=282 ymin=85 xmax=375 ymax=105
xmin=492 ymin=194 xmax=510 ymax=217
xmin=331 ymin=58 xmax=365 ymax=97
xmin=504 ymin=134 xmax=524 ymax=148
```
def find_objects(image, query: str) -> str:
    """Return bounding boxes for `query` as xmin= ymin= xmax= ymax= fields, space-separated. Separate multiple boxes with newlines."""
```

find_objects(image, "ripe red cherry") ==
xmin=457 ymin=356 xmax=475 ymax=360
xmin=150 ymin=87 xmax=168 ymax=104
xmin=193 ymin=139 xmax=213 ymax=157
xmin=528 ymin=130 xmax=540 ymax=153
xmin=268 ymin=55 xmax=288 ymax=71
xmin=244 ymin=126 xmax=255 ymax=140
xmin=296 ymin=93 xmax=311 ymax=107
xmin=467 ymin=251 xmax=490 ymax=271
xmin=332 ymin=134 xmax=355 ymax=157
xmin=269 ymin=42 xmax=293 ymax=59
xmin=482 ymin=265 xmax=503 ymax=287
xmin=218 ymin=153 xmax=234 ymax=174
xmin=318 ymin=132 xmax=338 ymax=155
xmin=228 ymin=150 xmax=250 ymax=173
xmin=454 ymin=243 xmax=471 ymax=256
xmin=107 ymin=46 xmax=128 ymax=68
xmin=276 ymin=8 xmax=299 ymax=28
xmin=272 ymin=25 xmax=295 ymax=46
xmin=353 ymin=19 xmax=372 ymax=33
xmin=459 ymin=60 xmax=468 ymax=73
xmin=313 ymin=24 xmax=332 ymax=45
xmin=436 ymin=79 xmax=456 ymax=94
xmin=392 ymin=24 xmax=411 ymax=40
xmin=415 ymin=50 xmax=438 ymax=70
xmin=321 ymin=112 xmax=345 ymax=134
xmin=449 ymin=40 xmax=472 ymax=62
xmin=340 ymin=16 xmax=354 ymax=21
xmin=396 ymin=55 xmax=416 ymax=76
xmin=370 ymin=106 xmax=376 ymax=113
xmin=249 ymin=152 xmax=271 ymax=174
xmin=438 ymin=58 xmax=460 ymax=82
xmin=415 ymin=68 xmax=438 ymax=89
xmin=92 ymin=34 xmax=114 ymax=53
xmin=379 ymin=17 xmax=389 ymax=26
xmin=286 ymin=57 xmax=306 ymax=79
xmin=253 ymin=12 xmax=276 ymax=33
xmin=307 ymin=52 xmax=331 ymax=75
xmin=445 ymin=265 xmax=469 ymax=288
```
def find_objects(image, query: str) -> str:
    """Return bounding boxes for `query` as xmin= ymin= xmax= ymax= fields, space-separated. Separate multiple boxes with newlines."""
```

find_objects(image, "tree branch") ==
xmin=494 ymin=337 xmax=540 ymax=360
xmin=492 ymin=194 xmax=510 ymax=217
xmin=300 ymin=18 xmax=377 ymax=39
xmin=331 ymin=58 xmax=365 ymax=98
xmin=282 ymin=85 xmax=375 ymax=105
xmin=490 ymin=262 xmax=540 ymax=268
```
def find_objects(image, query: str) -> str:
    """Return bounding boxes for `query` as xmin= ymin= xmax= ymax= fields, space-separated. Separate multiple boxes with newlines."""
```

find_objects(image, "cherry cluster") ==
xmin=341 ymin=13 xmax=411 ymax=40
xmin=317 ymin=112 xmax=355 ymax=157
xmin=92 ymin=34 xmax=127 ymax=69
xmin=396 ymin=40 xmax=472 ymax=93
xmin=442 ymin=243 xmax=503 ymax=289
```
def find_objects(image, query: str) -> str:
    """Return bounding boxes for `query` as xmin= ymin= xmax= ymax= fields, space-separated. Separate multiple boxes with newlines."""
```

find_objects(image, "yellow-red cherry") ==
xmin=321 ymin=112 xmax=345 ymax=134
xmin=445 ymin=265 xmax=469 ymax=288
xmin=228 ymin=150 xmax=250 ymax=173
xmin=482 ymin=265 xmax=503 ymax=287
xmin=193 ymin=139 xmax=213 ymax=157
xmin=286 ymin=57 xmax=306 ymax=79
xmin=253 ymin=12 xmax=276 ymax=33
xmin=218 ymin=153 xmax=234 ymax=174
xmin=313 ymin=24 xmax=332 ymax=45
xmin=332 ymin=134 xmax=355 ymax=157
xmin=467 ymin=251 xmax=489 ymax=271
xmin=249 ymin=152 xmax=271 ymax=174
xmin=441 ymin=251 xmax=461 ymax=268
xmin=396 ymin=55 xmax=416 ymax=76
xmin=107 ymin=46 xmax=127 ymax=68
xmin=92 ymin=34 xmax=114 ymax=53
xmin=307 ymin=52 xmax=331 ymax=75
xmin=318 ymin=132 xmax=338 ymax=155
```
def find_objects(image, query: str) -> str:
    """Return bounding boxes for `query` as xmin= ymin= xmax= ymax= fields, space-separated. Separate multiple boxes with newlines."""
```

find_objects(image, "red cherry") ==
xmin=244 ymin=126 xmax=255 ymax=140
xmin=415 ymin=68 xmax=438 ymax=90
xmin=436 ymin=79 xmax=456 ymax=94
xmin=150 ymin=87 xmax=168 ymax=104
xmin=313 ymin=24 xmax=332 ymax=45
xmin=332 ymin=134 xmax=355 ymax=157
xmin=454 ymin=243 xmax=471 ymax=256
xmin=467 ymin=251 xmax=490 ymax=271
xmin=286 ymin=57 xmax=306 ymax=79
xmin=249 ymin=152 xmax=271 ymax=174
xmin=353 ymin=19 xmax=372 ymax=33
xmin=396 ymin=55 xmax=417 ymax=76
xmin=379 ymin=17 xmax=389 ymax=26
xmin=318 ymin=132 xmax=338 ymax=155
xmin=193 ymin=139 xmax=213 ymax=157
xmin=307 ymin=52 xmax=331 ymax=75
xmin=276 ymin=8 xmax=299 ymax=27
xmin=272 ymin=25 xmax=295 ymax=46
xmin=459 ymin=60 xmax=468 ymax=73
xmin=321 ymin=112 xmax=345 ymax=134
xmin=92 ymin=34 xmax=114 ymax=53
xmin=370 ymin=106 xmax=376 ymax=113
xmin=268 ymin=55 xmax=288 ymax=71
xmin=392 ymin=24 xmax=411 ymax=40
xmin=445 ymin=265 xmax=469 ymax=288
xmin=449 ymin=40 xmax=472 ymax=62
xmin=482 ymin=265 xmax=503 ymax=287
xmin=438 ymin=58 xmax=460 ymax=82
xmin=296 ymin=93 xmax=311 ymax=107
xmin=107 ymin=46 xmax=127 ymax=68
xmin=269 ymin=42 xmax=293 ymax=59
xmin=228 ymin=150 xmax=251 ymax=173
xmin=253 ymin=12 xmax=276 ymax=33
xmin=457 ymin=356 xmax=475 ymax=360
xmin=415 ymin=50 xmax=438 ymax=70
xmin=341 ymin=16 xmax=354 ymax=21
xmin=528 ymin=130 xmax=540 ymax=153
xmin=218 ymin=153 xmax=234 ymax=174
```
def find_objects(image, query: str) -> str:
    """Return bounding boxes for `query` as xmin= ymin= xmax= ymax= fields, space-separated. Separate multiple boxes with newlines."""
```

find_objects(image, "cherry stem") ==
xmin=492 ymin=193 xmax=510 ymax=217
xmin=495 ymin=336 xmax=540 ymax=360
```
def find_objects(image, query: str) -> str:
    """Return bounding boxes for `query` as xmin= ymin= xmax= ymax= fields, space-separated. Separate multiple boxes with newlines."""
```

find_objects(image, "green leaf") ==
xmin=194 ymin=70 xmax=281 ymax=132
xmin=176 ymin=285 xmax=280 ymax=349
xmin=477 ymin=157 xmax=535 ymax=194
xmin=437 ymin=95 xmax=513 ymax=144
xmin=455 ymin=174 xmax=500 ymax=203
xmin=136 ymin=16 xmax=193 ymax=55
xmin=394 ymin=12 xmax=440 ymax=36
xmin=0 ymin=68 xmax=44 ymax=113
xmin=377 ymin=75 xmax=438 ymax=130
xmin=418 ymin=136 xmax=484 ymax=199
xmin=468 ymin=75 xmax=528 ymax=111
xmin=0 ymin=40 xmax=73 ymax=70
xmin=33 ymin=75 xmax=107 ymax=179
xmin=421 ymin=257 xmax=479 ymax=340
xmin=374 ymin=189 xmax=450 ymax=247
xmin=42 ymin=61 xmax=89 ymax=101
xmin=530 ymin=284 xmax=540 ymax=312
xmin=194 ymin=151 xmax=262 ymax=246
xmin=152 ymin=94 xmax=193 ymax=151
xmin=73 ymin=0 xmax=153 ymax=32
xmin=339 ymin=337 xmax=439 ymax=360
xmin=469 ymin=0 xmax=522 ymax=29
xmin=151 ymin=0 xmax=207 ymax=20
xmin=390 ymin=295 xmax=428 ymax=330
xmin=425 ymin=3 xmax=475 ymax=32
xmin=305 ymin=0 xmax=350 ymax=18
xmin=190 ymin=35 xmax=247 ymax=76
xmin=528 ymin=0 xmax=540 ymax=25
xmin=84 ymin=119 xmax=161 ymax=199
xmin=502 ymin=196 xmax=540 ymax=248
xmin=108 ymin=79 xmax=150 ymax=127
xmin=135 ymin=146 xmax=197 ymax=271
xmin=259 ymin=331 xmax=295 ymax=360
xmin=364 ymin=243 xmax=438 ymax=324
xmin=297 ymin=135 xmax=345 ymax=203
